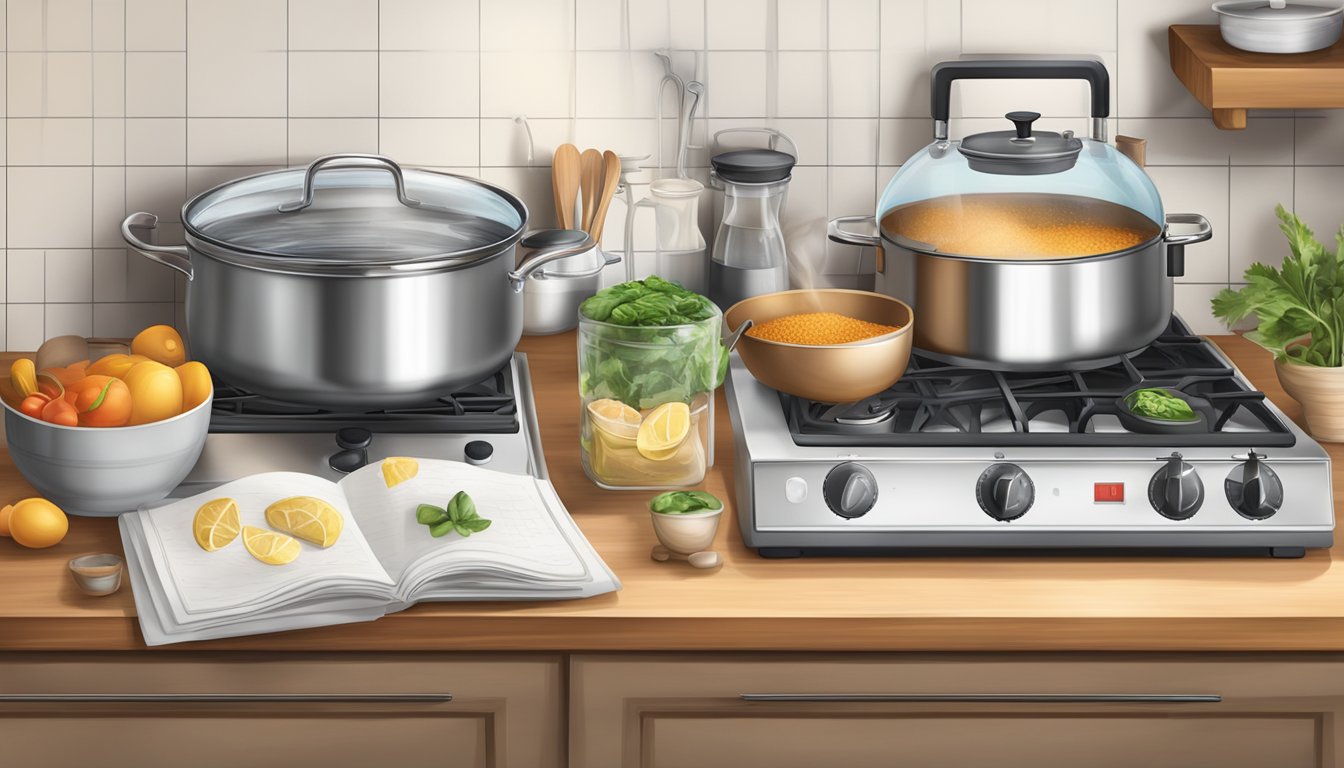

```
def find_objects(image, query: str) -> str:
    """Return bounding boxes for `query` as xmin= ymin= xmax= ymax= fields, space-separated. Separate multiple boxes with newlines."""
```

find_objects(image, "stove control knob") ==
xmin=1149 ymin=453 xmax=1204 ymax=520
xmin=1225 ymin=452 xmax=1283 ymax=520
xmin=335 ymin=427 xmax=373 ymax=450
xmin=822 ymin=463 xmax=878 ymax=519
xmin=977 ymin=463 xmax=1034 ymax=521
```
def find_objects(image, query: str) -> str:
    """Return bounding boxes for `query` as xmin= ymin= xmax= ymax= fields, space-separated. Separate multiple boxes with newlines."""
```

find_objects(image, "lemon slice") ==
xmin=192 ymin=497 xmax=240 ymax=552
xmin=636 ymin=402 xmax=691 ymax=461
xmin=587 ymin=398 xmax=642 ymax=440
xmin=264 ymin=496 xmax=343 ymax=548
xmin=381 ymin=456 xmax=419 ymax=488
xmin=242 ymin=526 xmax=301 ymax=566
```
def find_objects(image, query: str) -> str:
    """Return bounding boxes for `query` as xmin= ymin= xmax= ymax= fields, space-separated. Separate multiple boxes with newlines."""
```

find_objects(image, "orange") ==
xmin=70 ymin=375 xmax=133 ymax=427
xmin=174 ymin=361 xmax=213 ymax=412
xmin=7 ymin=498 xmax=68 ymax=549
xmin=87 ymin=353 xmax=149 ymax=379
xmin=124 ymin=360 xmax=184 ymax=425
xmin=131 ymin=325 xmax=187 ymax=367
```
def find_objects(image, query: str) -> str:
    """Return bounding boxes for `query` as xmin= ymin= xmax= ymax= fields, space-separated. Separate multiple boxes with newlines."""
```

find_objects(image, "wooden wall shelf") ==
xmin=1169 ymin=24 xmax=1344 ymax=129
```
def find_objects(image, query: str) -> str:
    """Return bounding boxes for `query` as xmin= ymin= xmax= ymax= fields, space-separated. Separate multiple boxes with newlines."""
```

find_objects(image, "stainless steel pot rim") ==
xmin=1213 ymin=0 xmax=1344 ymax=19
xmin=179 ymin=165 xmax=530 ymax=276
xmin=882 ymin=230 xmax=1166 ymax=265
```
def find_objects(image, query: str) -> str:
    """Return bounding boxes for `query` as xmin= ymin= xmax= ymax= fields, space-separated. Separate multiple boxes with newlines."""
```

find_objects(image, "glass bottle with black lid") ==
xmin=708 ymin=147 xmax=796 ymax=309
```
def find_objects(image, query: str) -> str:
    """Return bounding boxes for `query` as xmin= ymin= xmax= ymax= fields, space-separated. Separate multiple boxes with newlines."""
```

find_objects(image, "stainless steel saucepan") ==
xmin=123 ymin=153 xmax=595 ymax=409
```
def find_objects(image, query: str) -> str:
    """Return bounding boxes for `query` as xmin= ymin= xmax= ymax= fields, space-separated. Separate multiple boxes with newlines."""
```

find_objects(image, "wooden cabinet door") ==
xmin=571 ymin=653 xmax=1344 ymax=768
xmin=0 ymin=653 xmax=564 ymax=768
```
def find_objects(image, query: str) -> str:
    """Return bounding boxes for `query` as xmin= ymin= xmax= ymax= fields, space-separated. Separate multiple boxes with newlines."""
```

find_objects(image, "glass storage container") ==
xmin=578 ymin=310 xmax=720 ymax=490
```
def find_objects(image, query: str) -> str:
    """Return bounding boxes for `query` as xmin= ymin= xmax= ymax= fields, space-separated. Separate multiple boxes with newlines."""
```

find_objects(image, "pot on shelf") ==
xmin=122 ymin=154 xmax=593 ymax=410
xmin=828 ymin=59 xmax=1212 ymax=371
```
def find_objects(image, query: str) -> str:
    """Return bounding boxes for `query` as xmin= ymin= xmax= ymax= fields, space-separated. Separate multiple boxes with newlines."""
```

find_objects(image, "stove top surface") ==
xmin=208 ymin=366 xmax=519 ymax=434
xmin=785 ymin=318 xmax=1294 ymax=448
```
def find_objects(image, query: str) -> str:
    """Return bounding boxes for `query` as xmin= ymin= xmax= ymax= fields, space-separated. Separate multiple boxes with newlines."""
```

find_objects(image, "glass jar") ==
xmin=578 ymin=310 xmax=720 ymax=490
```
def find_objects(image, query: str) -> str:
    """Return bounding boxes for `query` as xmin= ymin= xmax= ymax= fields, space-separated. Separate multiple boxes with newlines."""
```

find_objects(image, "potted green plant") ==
xmin=1213 ymin=205 xmax=1344 ymax=441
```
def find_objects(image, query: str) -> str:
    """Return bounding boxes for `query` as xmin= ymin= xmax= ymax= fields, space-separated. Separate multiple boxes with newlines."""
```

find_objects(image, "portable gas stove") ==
xmin=174 ymin=353 xmax=547 ymax=496
xmin=726 ymin=318 xmax=1334 ymax=558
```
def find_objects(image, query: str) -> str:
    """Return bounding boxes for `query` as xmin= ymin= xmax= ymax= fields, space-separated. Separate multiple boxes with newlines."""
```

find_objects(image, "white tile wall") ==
xmin=0 ymin=0 xmax=1334 ymax=347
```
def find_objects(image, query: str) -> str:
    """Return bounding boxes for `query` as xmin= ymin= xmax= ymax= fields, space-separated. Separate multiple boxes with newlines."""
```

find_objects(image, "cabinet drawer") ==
xmin=0 ymin=653 xmax=563 ymax=768
xmin=571 ymin=653 xmax=1344 ymax=768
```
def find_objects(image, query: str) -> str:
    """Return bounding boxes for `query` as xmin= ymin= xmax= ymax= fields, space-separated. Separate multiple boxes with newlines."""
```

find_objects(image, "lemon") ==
xmin=242 ymin=526 xmax=301 ymax=565
xmin=381 ymin=457 xmax=419 ymax=488
xmin=264 ymin=496 xmax=343 ymax=548
xmin=192 ymin=497 xmax=240 ymax=552
xmin=636 ymin=402 xmax=691 ymax=461
xmin=3 ymin=497 xmax=68 ymax=548
xmin=587 ymin=398 xmax=642 ymax=440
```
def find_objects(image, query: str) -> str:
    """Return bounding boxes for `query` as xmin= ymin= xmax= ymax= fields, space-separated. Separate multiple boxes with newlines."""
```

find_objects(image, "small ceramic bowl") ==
xmin=68 ymin=553 xmax=125 ymax=596
xmin=650 ymin=504 xmax=724 ymax=569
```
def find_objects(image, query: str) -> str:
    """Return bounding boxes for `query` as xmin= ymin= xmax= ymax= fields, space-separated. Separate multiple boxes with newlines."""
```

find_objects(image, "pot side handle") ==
xmin=827 ymin=215 xmax=885 ymax=274
xmin=507 ymin=229 xmax=598 ymax=292
xmin=121 ymin=212 xmax=193 ymax=280
xmin=1163 ymin=213 xmax=1213 ymax=278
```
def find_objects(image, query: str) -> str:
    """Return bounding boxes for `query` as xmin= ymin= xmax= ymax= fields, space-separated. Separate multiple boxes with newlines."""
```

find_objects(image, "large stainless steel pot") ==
xmin=122 ymin=154 xmax=598 ymax=409
xmin=829 ymin=60 xmax=1213 ymax=370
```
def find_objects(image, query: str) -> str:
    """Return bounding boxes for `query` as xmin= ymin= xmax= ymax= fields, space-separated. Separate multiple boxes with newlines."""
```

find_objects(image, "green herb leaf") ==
xmin=1125 ymin=388 xmax=1198 ymax=421
xmin=446 ymin=491 xmax=476 ymax=523
xmin=1213 ymin=205 xmax=1344 ymax=367
xmin=87 ymin=376 xmax=115 ymax=412
xmin=429 ymin=519 xmax=456 ymax=538
xmin=649 ymin=490 xmax=722 ymax=514
xmin=416 ymin=504 xmax=448 ymax=525
xmin=460 ymin=518 xmax=491 ymax=533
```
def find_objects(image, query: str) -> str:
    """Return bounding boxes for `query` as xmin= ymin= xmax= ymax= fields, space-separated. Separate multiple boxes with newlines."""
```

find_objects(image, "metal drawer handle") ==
xmin=0 ymin=693 xmax=452 ymax=703
xmin=740 ymin=693 xmax=1220 ymax=703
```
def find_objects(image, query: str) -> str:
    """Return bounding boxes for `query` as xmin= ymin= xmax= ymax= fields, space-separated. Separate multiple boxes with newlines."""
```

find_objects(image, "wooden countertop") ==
xmin=1 ymin=334 xmax=1342 ymax=652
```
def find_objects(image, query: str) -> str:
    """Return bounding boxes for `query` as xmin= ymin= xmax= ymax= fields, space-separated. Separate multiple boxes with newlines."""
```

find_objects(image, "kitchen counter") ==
xmin=0 ymin=334 xmax=1341 ymax=652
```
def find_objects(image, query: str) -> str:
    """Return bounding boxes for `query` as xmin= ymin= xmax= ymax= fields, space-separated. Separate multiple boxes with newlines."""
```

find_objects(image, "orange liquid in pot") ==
xmin=880 ymin=193 xmax=1160 ymax=260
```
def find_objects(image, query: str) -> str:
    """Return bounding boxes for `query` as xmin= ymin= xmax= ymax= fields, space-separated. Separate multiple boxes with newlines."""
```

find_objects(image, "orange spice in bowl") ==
xmin=746 ymin=311 xmax=902 ymax=346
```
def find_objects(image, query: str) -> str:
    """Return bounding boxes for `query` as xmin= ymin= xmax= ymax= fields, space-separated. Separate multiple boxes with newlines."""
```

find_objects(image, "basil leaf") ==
xmin=429 ymin=519 xmax=456 ymax=538
xmin=461 ymin=518 xmax=491 ymax=533
xmin=446 ymin=491 xmax=476 ymax=523
xmin=416 ymin=504 xmax=448 ymax=525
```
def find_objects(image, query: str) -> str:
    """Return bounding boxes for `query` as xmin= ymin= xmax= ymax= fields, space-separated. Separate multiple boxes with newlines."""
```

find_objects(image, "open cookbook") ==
xmin=118 ymin=459 xmax=620 ymax=646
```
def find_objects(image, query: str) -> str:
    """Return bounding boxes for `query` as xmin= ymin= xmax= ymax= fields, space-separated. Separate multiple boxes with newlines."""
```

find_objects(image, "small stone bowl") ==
xmin=650 ymin=504 xmax=724 ymax=569
xmin=68 ymin=553 xmax=124 ymax=597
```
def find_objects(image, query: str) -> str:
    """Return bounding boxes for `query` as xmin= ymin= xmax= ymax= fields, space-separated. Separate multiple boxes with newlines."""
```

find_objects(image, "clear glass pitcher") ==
xmin=626 ymin=177 xmax=709 ymax=292
xmin=707 ymin=129 xmax=797 ymax=309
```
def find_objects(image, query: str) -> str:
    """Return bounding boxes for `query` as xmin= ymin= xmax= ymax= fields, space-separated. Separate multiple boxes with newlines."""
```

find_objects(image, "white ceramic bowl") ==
xmin=649 ymin=504 xmax=724 ymax=555
xmin=3 ymin=393 xmax=211 ymax=517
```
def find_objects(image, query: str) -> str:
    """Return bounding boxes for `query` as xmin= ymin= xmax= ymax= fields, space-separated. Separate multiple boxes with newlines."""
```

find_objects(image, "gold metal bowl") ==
xmin=724 ymin=289 xmax=914 ymax=403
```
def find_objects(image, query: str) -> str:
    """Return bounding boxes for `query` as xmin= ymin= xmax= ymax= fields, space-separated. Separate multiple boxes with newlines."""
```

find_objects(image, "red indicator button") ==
xmin=1094 ymin=482 xmax=1125 ymax=503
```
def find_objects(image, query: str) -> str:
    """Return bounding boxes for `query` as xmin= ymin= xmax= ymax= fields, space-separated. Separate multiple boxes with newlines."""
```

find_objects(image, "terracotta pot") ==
xmin=1275 ymin=359 xmax=1344 ymax=442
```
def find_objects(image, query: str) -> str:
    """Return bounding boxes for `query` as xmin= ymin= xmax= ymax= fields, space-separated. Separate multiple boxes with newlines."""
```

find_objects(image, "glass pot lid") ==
xmin=957 ymin=112 xmax=1084 ymax=176
xmin=182 ymin=154 xmax=527 ymax=273
xmin=877 ymin=132 xmax=1165 ymax=262
xmin=1213 ymin=0 xmax=1344 ymax=19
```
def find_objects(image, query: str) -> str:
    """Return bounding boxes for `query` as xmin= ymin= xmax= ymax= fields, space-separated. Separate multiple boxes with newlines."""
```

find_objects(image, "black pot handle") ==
xmin=930 ymin=59 xmax=1110 ymax=140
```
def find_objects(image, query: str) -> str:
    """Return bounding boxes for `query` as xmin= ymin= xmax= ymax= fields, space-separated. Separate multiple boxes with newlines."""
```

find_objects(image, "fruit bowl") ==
xmin=2 ymin=392 xmax=211 ymax=517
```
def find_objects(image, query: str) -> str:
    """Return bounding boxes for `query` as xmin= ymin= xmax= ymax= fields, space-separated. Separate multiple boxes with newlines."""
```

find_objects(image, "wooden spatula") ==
xmin=579 ymin=148 xmax=603 ymax=233
xmin=551 ymin=143 xmax=581 ymax=230
xmin=589 ymin=150 xmax=622 ymax=244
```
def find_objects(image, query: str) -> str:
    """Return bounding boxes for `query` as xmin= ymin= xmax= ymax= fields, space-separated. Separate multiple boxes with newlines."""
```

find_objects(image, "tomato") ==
xmin=19 ymin=394 xmax=50 ymax=419
xmin=70 ymin=375 xmax=132 ymax=427
xmin=40 ymin=396 xmax=78 ymax=427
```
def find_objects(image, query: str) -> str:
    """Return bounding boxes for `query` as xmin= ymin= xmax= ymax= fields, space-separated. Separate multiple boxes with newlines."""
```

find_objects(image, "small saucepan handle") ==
xmin=828 ymin=215 xmax=885 ymax=274
xmin=121 ymin=212 xmax=194 ymax=280
xmin=508 ymin=229 xmax=597 ymax=292
xmin=1163 ymin=213 xmax=1213 ymax=278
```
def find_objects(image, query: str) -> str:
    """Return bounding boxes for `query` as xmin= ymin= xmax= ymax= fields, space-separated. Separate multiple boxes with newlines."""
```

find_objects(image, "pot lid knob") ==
xmin=1006 ymin=111 xmax=1041 ymax=140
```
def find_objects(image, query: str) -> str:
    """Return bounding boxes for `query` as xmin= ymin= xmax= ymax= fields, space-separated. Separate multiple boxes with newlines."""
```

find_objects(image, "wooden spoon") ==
xmin=551 ymin=143 xmax=581 ymax=230
xmin=579 ymin=148 xmax=603 ymax=233
xmin=589 ymin=150 xmax=623 ymax=243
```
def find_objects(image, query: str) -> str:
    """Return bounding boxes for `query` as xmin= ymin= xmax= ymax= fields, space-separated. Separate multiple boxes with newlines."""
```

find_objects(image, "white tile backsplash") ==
xmin=0 ymin=0 xmax=1336 ymax=348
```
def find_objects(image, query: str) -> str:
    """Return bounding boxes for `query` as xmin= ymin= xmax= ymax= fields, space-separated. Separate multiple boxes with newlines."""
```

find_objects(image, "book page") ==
xmin=139 ymin=472 xmax=395 ymax=617
xmin=340 ymin=459 xmax=591 ymax=592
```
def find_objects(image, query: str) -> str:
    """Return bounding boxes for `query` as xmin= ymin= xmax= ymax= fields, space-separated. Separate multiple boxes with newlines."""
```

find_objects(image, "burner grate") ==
xmin=787 ymin=319 xmax=1295 ymax=448
xmin=208 ymin=366 xmax=519 ymax=434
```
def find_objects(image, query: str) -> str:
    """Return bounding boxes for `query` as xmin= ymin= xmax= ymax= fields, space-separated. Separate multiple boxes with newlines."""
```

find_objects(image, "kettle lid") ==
xmin=958 ymin=111 xmax=1084 ymax=176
